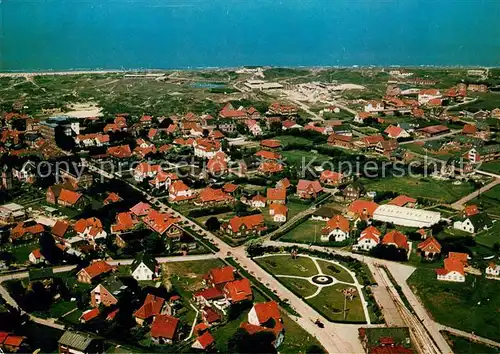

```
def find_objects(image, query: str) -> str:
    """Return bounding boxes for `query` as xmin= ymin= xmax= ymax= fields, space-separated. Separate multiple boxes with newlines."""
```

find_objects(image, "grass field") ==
xmin=307 ymin=284 xmax=365 ymax=322
xmin=408 ymin=269 xmax=500 ymax=342
xmin=280 ymin=219 xmax=323 ymax=243
xmin=255 ymin=254 xmax=368 ymax=323
xmin=470 ymin=185 xmax=500 ymax=217
xmin=275 ymin=135 xmax=313 ymax=148
xmin=479 ymin=161 xmax=500 ymax=175
xmin=281 ymin=150 xmax=331 ymax=166
xmin=255 ymin=255 xmax=318 ymax=277
xmin=404 ymin=142 xmax=463 ymax=160
xmin=441 ymin=331 xmax=500 ymax=354
xmin=316 ymin=260 xmax=354 ymax=283
xmin=363 ymin=177 xmax=476 ymax=204
xmin=475 ymin=221 xmax=500 ymax=248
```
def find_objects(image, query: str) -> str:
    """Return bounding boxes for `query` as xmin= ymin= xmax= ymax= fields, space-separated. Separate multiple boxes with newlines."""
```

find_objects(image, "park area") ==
xmin=470 ymin=185 xmax=500 ymax=218
xmin=363 ymin=177 xmax=477 ymax=204
xmin=407 ymin=268 xmax=500 ymax=342
xmin=255 ymin=254 xmax=368 ymax=323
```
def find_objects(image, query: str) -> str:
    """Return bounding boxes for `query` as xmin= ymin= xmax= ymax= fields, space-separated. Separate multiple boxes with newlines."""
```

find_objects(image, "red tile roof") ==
xmin=388 ymin=195 xmax=417 ymax=207
xmin=130 ymin=202 xmax=152 ymax=216
xmin=80 ymin=308 xmax=100 ymax=322
xmin=253 ymin=301 xmax=281 ymax=324
xmin=134 ymin=294 xmax=165 ymax=320
xmin=73 ymin=217 xmax=103 ymax=234
xmin=194 ymin=287 xmax=224 ymax=300
xmin=198 ymin=187 xmax=232 ymax=204
xmin=418 ymin=236 xmax=441 ymax=254
xmin=267 ymin=187 xmax=286 ymax=201
xmin=31 ymin=249 xmax=43 ymax=259
xmin=193 ymin=331 xmax=215 ymax=349
xmin=463 ymin=204 xmax=479 ymax=217
xmin=260 ymin=139 xmax=281 ymax=149
xmin=258 ymin=161 xmax=283 ymax=174
xmin=320 ymin=170 xmax=343 ymax=183
xmin=58 ymin=189 xmax=82 ymax=205
xmin=228 ymin=214 xmax=265 ymax=232
xmin=359 ymin=226 xmax=381 ymax=243
xmin=384 ymin=125 xmax=404 ymax=138
xmin=80 ymin=260 xmax=113 ymax=279
xmin=223 ymin=183 xmax=239 ymax=193
xmin=348 ymin=200 xmax=379 ymax=218
xmin=107 ymin=145 xmax=132 ymax=158
xmin=51 ymin=220 xmax=70 ymax=238
xmin=151 ymin=315 xmax=179 ymax=340
xmin=462 ymin=124 xmax=477 ymax=135
xmin=104 ymin=192 xmax=122 ymax=205
xmin=208 ymin=266 xmax=235 ymax=285
xmin=224 ymin=278 xmax=252 ymax=302
xmin=255 ymin=150 xmax=281 ymax=160
xmin=297 ymin=180 xmax=323 ymax=194
xmin=269 ymin=203 xmax=288 ymax=216
xmin=323 ymin=215 xmax=350 ymax=234
xmin=382 ymin=230 xmax=409 ymax=251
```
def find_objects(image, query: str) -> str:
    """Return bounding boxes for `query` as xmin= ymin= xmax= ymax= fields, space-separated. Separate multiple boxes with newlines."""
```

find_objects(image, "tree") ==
xmin=205 ymin=217 xmax=221 ymax=232
xmin=143 ymin=232 xmax=165 ymax=255
xmin=227 ymin=328 xmax=276 ymax=354
xmin=54 ymin=125 xmax=75 ymax=151
xmin=158 ymin=117 xmax=174 ymax=129
xmin=39 ymin=232 xmax=61 ymax=264
xmin=306 ymin=344 xmax=326 ymax=354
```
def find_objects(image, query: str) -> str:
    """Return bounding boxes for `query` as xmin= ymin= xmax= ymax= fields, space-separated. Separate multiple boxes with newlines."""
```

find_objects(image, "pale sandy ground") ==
xmin=63 ymin=102 xmax=103 ymax=118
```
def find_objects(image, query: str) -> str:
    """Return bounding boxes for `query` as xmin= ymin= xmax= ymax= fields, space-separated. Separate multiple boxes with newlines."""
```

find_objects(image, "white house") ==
xmin=168 ymin=180 xmax=195 ymax=202
xmin=364 ymin=101 xmax=385 ymax=113
xmin=29 ymin=249 xmax=45 ymax=264
xmin=269 ymin=204 xmax=288 ymax=223
xmin=131 ymin=254 xmax=158 ymax=281
xmin=73 ymin=218 xmax=107 ymax=243
xmin=486 ymin=263 xmax=500 ymax=278
xmin=418 ymin=89 xmax=441 ymax=105
xmin=353 ymin=226 xmax=381 ymax=251
xmin=133 ymin=162 xmax=162 ymax=182
xmin=193 ymin=138 xmax=222 ymax=159
xmin=321 ymin=215 xmax=350 ymax=242
xmin=250 ymin=195 xmax=267 ymax=209
xmin=246 ymin=120 xmax=263 ymax=136
xmin=453 ymin=213 xmax=492 ymax=234
xmin=436 ymin=253 xmax=468 ymax=283
xmin=13 ymin=161 xmax=37 ymax=183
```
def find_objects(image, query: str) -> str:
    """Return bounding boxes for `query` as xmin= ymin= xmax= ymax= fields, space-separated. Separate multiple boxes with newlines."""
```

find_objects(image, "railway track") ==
xmin=375 ymin=266 xmax=441 ymax=354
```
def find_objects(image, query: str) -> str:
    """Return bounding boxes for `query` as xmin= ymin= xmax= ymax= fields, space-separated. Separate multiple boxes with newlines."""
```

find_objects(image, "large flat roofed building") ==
xmin=373 ymin=205 xmax=441 ymax=228
xmin=0 ymin=203 xmax=26 ymax=222
xmin=244 ymin=80 xmax=283 ymax=90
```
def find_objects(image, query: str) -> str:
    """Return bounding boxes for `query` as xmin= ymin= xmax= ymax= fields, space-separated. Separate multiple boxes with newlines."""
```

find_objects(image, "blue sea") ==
xmin=2 ymin=0 xmax=500 ymax=71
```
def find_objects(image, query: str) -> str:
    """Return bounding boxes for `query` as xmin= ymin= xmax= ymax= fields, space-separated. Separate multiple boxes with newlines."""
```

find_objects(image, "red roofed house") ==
xmin=10 ymin=221 xmax=44 ymax=243
xmin=382 ymin=230 xmax=409 ymax=256
xmin=266 ymin=187 xmax=286 ymax=205
xmin=149 ymin=171 xmax=179 ymax=190
xmin=193 ymin=287 xmax=225 ymax=308
xmin=201 ymin=306 xmax=222 ymax=326
xmin=353 ymin=226 xmax=381 ymax=251
xmin=29 ymin=248 xmax=45 ymax=264
xmin=130 ymin=202 xmax=152 ymax=217
xmin=258 ymin=161 xmax=284 ymax=175
xmin=73 ymin=217 xmax=107 ymax=243
xmin=222 ymin=214 xmax=266 ymax=238
xmin=205 ymin=266 xmax=235 ymax=289
xmin=354 ymin=111 xmax=373 ymax=124
xmin=260 ymin=139 xmax=281 ymax=150
xmin=151 ymin=315 xmax=180 ymax=345
xmin=388 ymin=195 xmax=417 ymax=208
xmin=77 ymin=260 xmax=114 ymax=284
xmin=142 ymin=210 xmax=182 ymax=239
xmin=255 ymin=150 xmax=281 ymax=161
xmin=51 ymin=220 xmax=70 ymax=240
xmin=417 ymin=125 xmax=450 ymax=138
xmin=355 ymin=134 xmax=385 ymax=150
xmin=384 ymin=125 xmax=410 ymax=139
xmin=191 ymin=331 xmax=215 ymax=351
xmin=462 ymin=204 xmax=479 ymax=217
xmin=321 ymin=215 xmax=350 ymax=242
xmin=103 ymin=192 xmax=122 ymax=205
xmin=0 ymin=332 xmax=26 ymax=352
xmin=328 ymin=134 xmax=354 ymax=149
xmin=276 ymin=178 xmax=291 ymax=190
xmin=193 ymin=138 xmax=222 ymax=159
xmin=207 ymin=151 xmax=229 ymax=176
xmin=219 ymin=103 xmax=249 ymax=120
xmin=435 ymin=252 xmax=467 ymax=282
xmin=111 ymin=212 xmax=139 ymax=236
xmin=462 ymin=124 xmax=477 ymax=135
xmin=320 ymin=170 xmax=344 ymax=186
xmin=223 ymin=278 xmax=253 ymax=303
xmin=269 ymin=204 xmax=288 ymax=223
xmin=417 ymin=236 xmax=441 ymax=260
xmin=249 ymin=194 xmax=267 ymax=208
xmin=107 ymin=144 xmax=132 ymax=159
xmin=133 ymin=162 xmax=162 ymax=182
xmin=134 ymin=294 xmax=168 ymax=326
xmin=168 ymin=180 xmax=195 ymax=203
xmin=196 ymin=187 xmax=233 ymax=207
xmin=348 ymin=200 xmax=379 ymax=221
xmin=80 ymin=308 xmax=101 ymax=323
xmin=242 ymin=301 xmax=284 ymax=348
xmin=268 ymin=102 xmax=298 ymax=116
xmin=296 ymin=180 xmax=323 ymax=199
xmin=57 ymin=188 xmax=84 ymax=208
xmin=418 ymin=89 xmax=442 ymax=105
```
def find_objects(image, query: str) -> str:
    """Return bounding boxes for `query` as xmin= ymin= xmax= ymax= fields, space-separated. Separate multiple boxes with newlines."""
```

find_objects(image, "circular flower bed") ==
xmin=311 ymin=275 xmax=334 ymax=285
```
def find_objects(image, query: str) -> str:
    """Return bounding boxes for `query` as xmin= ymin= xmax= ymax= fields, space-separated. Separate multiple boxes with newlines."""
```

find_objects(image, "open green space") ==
xmin=475 ymin=221 xmax=500 ymax=248
xmin=278 ymin=277 xmax=318 ymax=298
xmin=281 ymin=150 xmax=331 ymax=166
xmin=307 ymin=284 xmax=365 ymax=323
xmin=470 ymin=185 xmax=500 ymax=217
xmin=316 ymin=260 xmax=354 ymax=283
xmin=255 ymin=255 xmax=319 ymax=277
xmin=441 ymin=331 xmax=500 ymax=354
xmin=404 ymin=142 xmax=462 ymax=160
xmin=280 ymin=219 xmax=324 ymax=243
xmin=408 ymin=268 xmax=500 ymax=342
xmin=480 ymin=161 xmax=500 ymax=175
xmin=363 ymin=177 xmax=476 ymax=204
xmin=6 ymin=242 xmax=39 ymax=264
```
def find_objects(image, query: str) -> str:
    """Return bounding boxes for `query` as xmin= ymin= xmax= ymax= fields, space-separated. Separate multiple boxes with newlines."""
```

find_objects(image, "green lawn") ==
xmin=281 ymin=150 xmax=331 ymax=166
xmin=363 ymin=177 xmax=476 ymax=204
xmin=316 ymin=260 xmax=354 ymax=283
xmin=307 ymin=284 xmax=365 ymax=323
xmin=279 ymin=277 xmax=318 ymax=298
xmin=475 ymin=221 xmax=500 ymax=248
xmin=404 ymin=142 xmax=464 ymax=161
xmin=279 ymin=310 xmax=325 ymax=353
xmin=280 ymin=219 xmax=324 ymax=243
xmin=275 ymin=135 xmax=313 ymax=148
xmin=470 ymin=185 xmax=500 ymax=217
xmin=408 ymin=269 xmax=500 ymax=342
xmin=480 ymin=161 xmax=500 ymax=175
xmin=441 ymin=331 xmax=500 ymax=354
xmin=255 ymin=255 xmax=319 ymax=277
xmin=8 ymin=243 xmax=39 ymax=263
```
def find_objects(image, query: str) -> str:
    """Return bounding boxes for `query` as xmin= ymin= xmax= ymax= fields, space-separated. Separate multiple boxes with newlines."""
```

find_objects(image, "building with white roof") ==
xmin=373 ymin=205 xmax=441 ymax=228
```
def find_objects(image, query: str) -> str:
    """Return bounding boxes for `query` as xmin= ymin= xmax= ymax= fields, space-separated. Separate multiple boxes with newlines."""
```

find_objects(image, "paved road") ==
xmin=449 ymin=178 xmax=500 ymax=210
